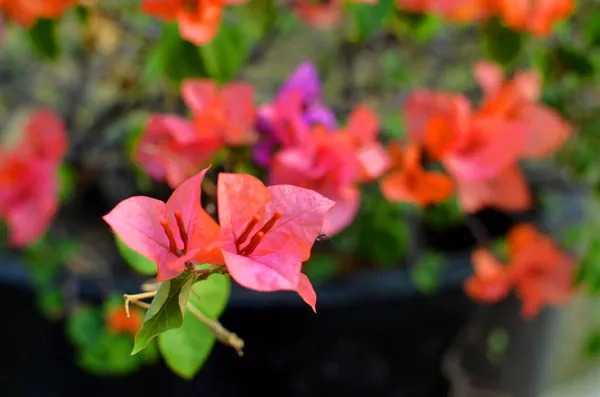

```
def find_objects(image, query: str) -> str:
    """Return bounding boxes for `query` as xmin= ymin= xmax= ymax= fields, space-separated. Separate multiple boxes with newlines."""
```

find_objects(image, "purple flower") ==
xmin=253 ymin=61 xmax=337 ymax=166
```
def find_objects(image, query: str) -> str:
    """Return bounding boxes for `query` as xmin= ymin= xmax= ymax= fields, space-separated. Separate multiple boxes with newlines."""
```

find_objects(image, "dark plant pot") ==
xmin=0 ymin=165 xmax=587 ymax=397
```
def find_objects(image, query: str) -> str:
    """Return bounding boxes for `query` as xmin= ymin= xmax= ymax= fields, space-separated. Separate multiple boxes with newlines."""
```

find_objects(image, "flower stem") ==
xmin=123 ymin=290 xmax=157 ymax=317
xmin=186 ymin=302 xmax=244 ymax=357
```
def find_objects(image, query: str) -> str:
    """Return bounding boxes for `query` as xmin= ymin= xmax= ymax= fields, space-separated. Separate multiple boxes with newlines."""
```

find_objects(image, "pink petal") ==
xmin=346 ymin=105 xmax=379 ymax=145
xmin=159 ymin=115 xmax=199 ymax=144
xmin=3 ymin=165 xmax=59 ymax=247
xmin=445 ymin=117 xmax=527 ymax=181
xmin=256 ymin=184 xmax=335 ymax=261
xmin=217 ymin=173 xmax=271 ymax=252
xmin=222 ymin=250 xmax=301 ymax=292
xmin=221 ymin=82 xmax=256 ymax=145
xmin=473 ymin=61 xmax=504 ymax=97
xmin=455 ymin=166 xmax=531 ymax=213
xmin=356 ymin=143 xmax=390 ymax=180
xmin=103 ymin=196 xmax=171 ymax=268
xmin=297 ymin=273 xmax=317 ymax=312
xmin=518 ymin=104 xmax=572 ymax=158
xmin=182 ymin=79 xmax=219 ymax=115
xmin=25 ymin=108 xmax=68 ymax=163
xmin=403 ymin=90 xmax=471 ymax=144
xmin=321 ymin=186 xmax=360 ymax=236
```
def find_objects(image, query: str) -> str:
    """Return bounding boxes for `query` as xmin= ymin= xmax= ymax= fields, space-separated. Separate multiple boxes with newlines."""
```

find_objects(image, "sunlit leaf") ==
xmin=158 ymin=274 xmax=230 ymax=379
xmin=132 ymin=272 xmax=194 ymax=355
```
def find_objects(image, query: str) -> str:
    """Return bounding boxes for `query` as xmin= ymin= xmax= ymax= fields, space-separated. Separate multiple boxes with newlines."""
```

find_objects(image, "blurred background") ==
xmin=2 ymin=0 xmax=600 ymax=396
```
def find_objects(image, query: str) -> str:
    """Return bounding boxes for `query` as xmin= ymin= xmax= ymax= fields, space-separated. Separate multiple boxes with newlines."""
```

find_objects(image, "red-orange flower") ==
xmin=508 ymin=224 xmax=574 ymax=319
xmin=142 ymin=0 xmax=247 ymax=46
xmin=464 ymin=224 xmax=574 ymax=319
xmin=464 ymin=248 xmax=512 ymax=302
xmin=106 ymin=306 xmax=144 ymax=337
xmin=340 ymin=105 xmax=390 ymax=182
xmin=396 ymin=0 xmax=494 ymax=22
xmin=474 ymin=61 xmax=573 ymax=158
xmin=0 ymin=0 xmax=76 ymax=27
xmin=380 ymin=143 xmax=453 ymax=206
xmin=497 ymin=0 xmax=575 ymax=37
xmin=0 ymin=109 xmax=68 ymax=247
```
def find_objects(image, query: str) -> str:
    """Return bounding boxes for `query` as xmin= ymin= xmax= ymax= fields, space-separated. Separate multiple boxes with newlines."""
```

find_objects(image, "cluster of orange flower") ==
xmin=397 ymin=0 xmax=575 ymax=36
xmin=465 ymin=224 xmax=574 ymax=318
xmin=382 ymin=61 xmax=572 ymax=213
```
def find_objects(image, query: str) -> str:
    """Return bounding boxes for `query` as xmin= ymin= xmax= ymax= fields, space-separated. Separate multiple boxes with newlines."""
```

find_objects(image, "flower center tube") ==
xmin=159 ymin=211 xmax=188 ymax=256
xmin=235 ymin=211 xmax=283 ymax=256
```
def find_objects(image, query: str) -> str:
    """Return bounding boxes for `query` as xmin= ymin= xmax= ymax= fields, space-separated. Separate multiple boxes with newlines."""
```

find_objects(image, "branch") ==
xmin=123 ymin=290 xmax=158 ymax=317
xmin=186 ymin=302 xmax=245 ymax=357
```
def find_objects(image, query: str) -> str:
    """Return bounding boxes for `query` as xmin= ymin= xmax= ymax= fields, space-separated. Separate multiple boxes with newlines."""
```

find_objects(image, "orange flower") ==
xmin=464 ymin=224 xmax=574 ymax=319
xmin=508 ymin=224 xmax=574 ymax=319
xmin=0 ymin=0 xmax=77 ymax=27
xmin=453 ymin=165 xmax=531 ymax=213
xmin=141 ymin=0 xmax=247 ymax=45
xmin=464 ymin=249 xmax=512 ymax=302
xmin=474 ymin=61 xmax=573 ymax=158
xmin=106 ymin=306 xmax=144 ymax=337
xmin=497 ymin=0 xmax=575 ymax=37
xmin=380 ymin=143 xmax=453 ymax=206
xmin=396 ymin=0 xmax=494 ymax=22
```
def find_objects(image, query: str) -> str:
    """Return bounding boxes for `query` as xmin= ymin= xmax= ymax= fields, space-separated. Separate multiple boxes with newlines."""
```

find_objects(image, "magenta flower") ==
xmin=253 ymin=62 xmax=337 ymax=166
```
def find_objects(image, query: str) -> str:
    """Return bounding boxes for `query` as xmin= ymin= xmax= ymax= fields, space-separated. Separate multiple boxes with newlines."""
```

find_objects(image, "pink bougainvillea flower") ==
xmin=134 ymin=114 xmax=222 ymax=189
xmin=474 ymin=61 xmax=573 ymax=158
xmin=141 ymin=0 xmax=247 ymax=45
xmin=497 ymin=0 xmax=575 ymax=37
xmin=0 ymin=0 xmax=76 ymax=27
xmin=464 ymin=249 xmax=512 ymax=302
xmin=404 ymin=88 xmax=527 ymax=182
xmin=182 ymin=78 xmax=256 ymax=146
xmin=403 ymin=89 xmax=471 ymax=154
xmin=105 ymin=166 xmax=334 ymax=310
xmin=342 ymin=105 xmax=390 ymax=181
xmin=270 ymin=126 xmax=361 ymax=236
xmin=0 ymin=109 xmax=68 ymax=247
xmin=380 ymin=143 xmax=453 ymax=206
xmin=103 ymin=167 xmax=223 ymax=281
xmin=216 ymin=172 xmax=335 ymax=310
xmin=508 ymin=224 xmax=574 ymax=319
xmin=254 ymin=62 xmax=337 ymax=166
xmin=454 ymin=165 xmax=531 ymax=213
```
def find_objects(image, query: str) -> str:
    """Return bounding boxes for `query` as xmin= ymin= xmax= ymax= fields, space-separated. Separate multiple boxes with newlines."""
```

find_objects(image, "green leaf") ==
xmin=189 ymin=273 xmax=231 ymax=318
xmin=303 ymin=254 xmax=337 ymax=283
xmin=584 ymin=328 xmax=600 ymax=357
xmin=482 ymin=18 xmax=523 ymax=66
xmin=78 ymin=332 xmax=144 ymax=376
xmin=198 ymin=20 xmax=250 ymax=83
xmin=411 ymin=251 xmax=444 ymax=294
xmin=347 ymin=0 xmax=395 ymax=43
xmin=132 ymin=272 xmax=195 ymax=355
xmin=114 ymin=234 xmax=156 ymax=276
xmin=158 ymin=310 xmax=216 ymax=379
xmin=58 ymin=164 xmax=76 ymax=202
xmin=37 ymin=287 xmax=64 ymax=319
xmin=159 ymin=274 xmax=230 ymax=378
xmin=67 ymin=306 xmax=104 ymax=348
xmin=26 ymin=19 xmax=61 ymax=61
xmin=151 ymin=23 xmax=207 ymax=85
xmin=486 ymin=327 xmax=509 ymax=364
